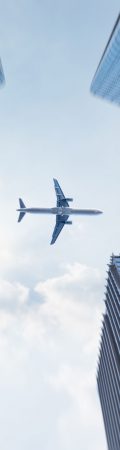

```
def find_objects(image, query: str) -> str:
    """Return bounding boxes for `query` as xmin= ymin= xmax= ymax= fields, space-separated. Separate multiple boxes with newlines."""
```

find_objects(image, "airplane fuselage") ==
xmin=17 ymin=207 xmax=102 ymax=216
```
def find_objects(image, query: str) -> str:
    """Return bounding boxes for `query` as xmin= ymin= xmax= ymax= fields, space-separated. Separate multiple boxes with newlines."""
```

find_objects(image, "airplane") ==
xmin=17 ymin=178 xmax=103 ymax=245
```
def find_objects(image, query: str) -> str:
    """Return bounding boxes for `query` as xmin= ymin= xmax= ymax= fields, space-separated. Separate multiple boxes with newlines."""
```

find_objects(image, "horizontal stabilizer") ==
xmin=18 ymin=211 xmax=26 ymax=223
xmin=19 ymin=198 xmax=26 ymax=209
xmin=17 ymin=198 xmax=26 ymax=222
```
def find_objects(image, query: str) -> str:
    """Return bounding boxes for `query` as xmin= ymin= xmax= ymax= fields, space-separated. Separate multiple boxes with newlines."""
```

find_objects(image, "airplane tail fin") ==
xmin=18 ymin=198 xmax=26 ymax=223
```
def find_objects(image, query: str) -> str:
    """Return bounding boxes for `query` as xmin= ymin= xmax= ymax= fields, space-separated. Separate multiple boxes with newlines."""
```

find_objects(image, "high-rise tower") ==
xmin=91 ymin=14 xmax=120 ymax=106
xmin=97 ymin=255 xmax=120 ymax=450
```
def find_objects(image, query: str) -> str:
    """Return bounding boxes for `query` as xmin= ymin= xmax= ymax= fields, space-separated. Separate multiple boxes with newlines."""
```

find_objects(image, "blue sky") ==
xmin=0 ymin=1 xmax=120 ymax=449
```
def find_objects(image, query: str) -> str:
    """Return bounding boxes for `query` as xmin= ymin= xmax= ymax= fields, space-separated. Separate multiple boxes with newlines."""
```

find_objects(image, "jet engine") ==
xmin=63 ymin=198 xmax=73 ymax=202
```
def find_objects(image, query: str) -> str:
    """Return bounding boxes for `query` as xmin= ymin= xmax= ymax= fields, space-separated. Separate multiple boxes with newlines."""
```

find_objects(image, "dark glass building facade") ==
xmin=91 ymin=14 xmax=120 ymax=105
xmin=97 ymin=255 xmax=120 ymax=450
xmin=0 ymin=58 xmax=5 ymax=86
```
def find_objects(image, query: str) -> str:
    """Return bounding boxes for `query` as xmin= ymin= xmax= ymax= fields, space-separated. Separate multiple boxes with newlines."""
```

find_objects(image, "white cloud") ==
xmin=0 ymin=279 xmax=29 ymax=310
xmin=0 ymin=263 xmax=106 ymax=450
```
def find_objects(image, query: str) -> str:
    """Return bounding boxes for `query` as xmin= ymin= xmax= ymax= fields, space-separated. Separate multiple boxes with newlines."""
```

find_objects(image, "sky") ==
xmin=0 ymin=1 xmax=120 ymax=449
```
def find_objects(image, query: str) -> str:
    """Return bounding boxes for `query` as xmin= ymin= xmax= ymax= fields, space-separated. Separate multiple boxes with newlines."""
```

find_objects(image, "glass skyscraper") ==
xmin=97 ymin=255 xmax=120 ymax=450
xmin=0 ymin=58 xmax=5 ymax=86
xmin=91 ymin=14 xmax=120 ymax=105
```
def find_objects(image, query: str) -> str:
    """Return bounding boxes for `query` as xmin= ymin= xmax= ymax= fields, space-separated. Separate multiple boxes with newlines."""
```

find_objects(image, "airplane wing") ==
xmin=51 ymin=214 xmax=69 ymax=245
xmin=53 ymin=178 xmax=69 ymax=207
